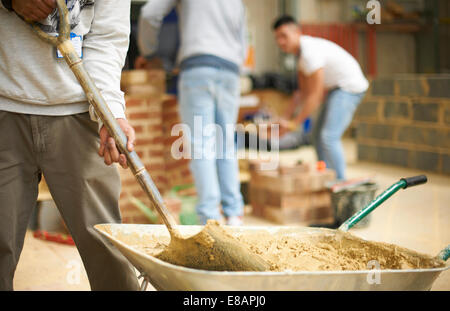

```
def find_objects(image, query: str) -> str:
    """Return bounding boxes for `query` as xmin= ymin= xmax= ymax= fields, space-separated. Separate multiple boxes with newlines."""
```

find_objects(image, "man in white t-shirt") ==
xmin=273 ymin=16 xmax=369 ymax=180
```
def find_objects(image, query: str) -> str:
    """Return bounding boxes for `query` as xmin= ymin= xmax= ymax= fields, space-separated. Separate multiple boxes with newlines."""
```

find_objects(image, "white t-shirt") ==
xmin=298 ymin=35 xmax=369 ymax=94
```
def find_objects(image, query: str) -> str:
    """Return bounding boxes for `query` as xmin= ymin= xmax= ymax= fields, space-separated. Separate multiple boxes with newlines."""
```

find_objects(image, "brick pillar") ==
xmin=119 ymin=70 xmax=168 ymax=223
xmin=118 ymin=70 xmax=194 ymax=223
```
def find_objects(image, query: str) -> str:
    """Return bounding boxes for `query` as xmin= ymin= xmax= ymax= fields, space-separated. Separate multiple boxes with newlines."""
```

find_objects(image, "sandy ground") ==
xmin=13 ymin=139 xmax=450 ymax=291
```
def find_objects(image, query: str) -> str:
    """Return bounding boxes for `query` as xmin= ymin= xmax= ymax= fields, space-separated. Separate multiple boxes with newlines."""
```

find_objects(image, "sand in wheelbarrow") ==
xmin=234 ymin=231 xmax=445 ymax=271
xmin=135 ymin=229 xmax=445 ymax=272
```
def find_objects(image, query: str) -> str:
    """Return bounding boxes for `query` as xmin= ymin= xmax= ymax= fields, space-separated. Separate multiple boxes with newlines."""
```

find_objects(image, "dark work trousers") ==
xmin=0 ymin=111 xmax=140 ymax=290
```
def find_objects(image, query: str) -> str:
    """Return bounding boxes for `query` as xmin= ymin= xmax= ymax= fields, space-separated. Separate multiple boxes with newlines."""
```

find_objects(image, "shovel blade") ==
xmin=157 ymin=220 xmax=271 ymax=271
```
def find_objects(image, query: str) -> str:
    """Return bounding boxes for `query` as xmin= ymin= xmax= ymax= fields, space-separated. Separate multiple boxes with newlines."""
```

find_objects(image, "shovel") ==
xmin=28 ymin=0 xmax=269 ymax=272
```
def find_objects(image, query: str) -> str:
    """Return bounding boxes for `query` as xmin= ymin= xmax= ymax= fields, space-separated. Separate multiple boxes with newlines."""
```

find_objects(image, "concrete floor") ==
xmin=13 ymin=139 xmax=449 ymax=291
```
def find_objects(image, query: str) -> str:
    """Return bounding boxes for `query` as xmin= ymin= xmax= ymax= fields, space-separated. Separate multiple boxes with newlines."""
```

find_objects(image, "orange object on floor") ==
xmin=317 ymin=161 xmax=327 ymax=172
xmin=33 ymin=230 xmax=75 ymax=246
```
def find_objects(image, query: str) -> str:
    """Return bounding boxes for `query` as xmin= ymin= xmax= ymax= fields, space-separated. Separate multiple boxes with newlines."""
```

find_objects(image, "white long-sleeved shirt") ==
xmin=138 ymin=0 xmax=247 ymax=67
xmin=0 ymin=0 xmax=130 ymax=121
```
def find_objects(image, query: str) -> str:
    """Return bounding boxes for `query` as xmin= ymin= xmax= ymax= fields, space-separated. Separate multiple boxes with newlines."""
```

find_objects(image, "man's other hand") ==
xmin=98 ymin=119 xmax=136 ymax=169
xmin=134 ymin=56 xmax=149 ymax=70
xmin=134 ymin=56 xmax=164 ymax=70
xmin=12 ymin=0 xmax=56 ymax=21
xmin=276 ymin=118 xmax=297 ymax=137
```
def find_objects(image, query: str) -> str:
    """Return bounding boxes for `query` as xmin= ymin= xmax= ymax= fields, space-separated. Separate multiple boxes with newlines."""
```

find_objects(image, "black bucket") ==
xmin=332 ymin=182 xmax=379 ymax=228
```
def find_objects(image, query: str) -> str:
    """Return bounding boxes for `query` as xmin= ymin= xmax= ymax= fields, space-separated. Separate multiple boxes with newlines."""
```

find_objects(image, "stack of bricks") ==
xmin=249 ymin=161 xmax=336 ymax=225
xmin=353 ymin=75 xmax=450 ymax=174
xmin=118 ymin=70 xmax=193 ymax=224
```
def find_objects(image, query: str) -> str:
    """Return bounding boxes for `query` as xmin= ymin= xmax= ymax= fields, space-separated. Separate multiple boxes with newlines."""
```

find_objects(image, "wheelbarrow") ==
xmin=95 ymin=224 xmax=449 ymax=291
xmin=95 ymin=176 xmax=449 ymax=290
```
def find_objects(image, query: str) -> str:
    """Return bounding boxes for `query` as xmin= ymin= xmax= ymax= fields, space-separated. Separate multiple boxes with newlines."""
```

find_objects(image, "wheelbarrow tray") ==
xmin=94 ymin=224 xmax=448 ymax=291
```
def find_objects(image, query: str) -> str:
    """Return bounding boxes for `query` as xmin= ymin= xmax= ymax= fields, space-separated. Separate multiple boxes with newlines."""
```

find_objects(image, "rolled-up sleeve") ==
xmin=82 ymin=0 xmax=130 ymax=121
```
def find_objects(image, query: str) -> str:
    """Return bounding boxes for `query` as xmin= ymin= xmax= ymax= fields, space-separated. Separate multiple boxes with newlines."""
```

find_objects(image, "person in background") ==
xmin=135 ymin=8 xmax=180 ymax=95
xmin=0 ymin=0 xmax=139 ymax=290
xmin=135 ymin=8 xmax=179 ymax=73
xmin=138 ymin=0 xmax=247 ymax=226
xmin=272 ymin=15 xmax=369 ymax=180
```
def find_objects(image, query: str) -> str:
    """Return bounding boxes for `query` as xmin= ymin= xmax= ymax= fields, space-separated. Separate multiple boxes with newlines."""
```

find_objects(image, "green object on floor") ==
xmin=339 ymin=175 xmax=428 ymax=232
xmin=170 ymin=184 xmax=199 ymax=225
xmin=130 ymin=196 xmax=159 ymax=224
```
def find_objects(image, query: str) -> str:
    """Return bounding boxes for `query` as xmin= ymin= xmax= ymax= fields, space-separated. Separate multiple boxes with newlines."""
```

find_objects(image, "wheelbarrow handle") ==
xmin=437 ymin=245 xmax=450 ymax=262
xmin=339 ymin=175 xmax=428 ymax=231
xmin=27 ymin=0 xmax=179 ymax=232
xmin=400 ymin=175 xmax=428 ymax=189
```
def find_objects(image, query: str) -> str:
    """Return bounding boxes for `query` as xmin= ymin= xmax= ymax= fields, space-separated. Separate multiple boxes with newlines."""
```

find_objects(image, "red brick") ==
xmin=145 ymin=163 xmax=165 ymax=171
xmin=309 ymin=191 xmax=332 ymax=208
xmin=278 ymin=163 xmax=311 ymax=175
xmin=148 ymin=124 xmax=164 ymax=132
xmin=136 ymin=137 xmax=164 ymax=146
xmin=310 ymin=205 xmax=333 ymax=220
xmin=131 ymin=190 xmax=145 ymax=197
xmin=180 ymin=168 xmax=192 ymax=176
xmin=164 ymin=197 xmax=182 ymax=213
xmin=130 ymin=215 xmax=153 ymax=224
xmin=162 ymin=97 xmax=178 ymax=109
xmin=128 ymin=111 xmax=162 ymax=120
xmin=126 ymin=98 xmax=147 ymax=107
xmin=122 ymin=178 xmax=137 ymax=187
xmin=133 ymin=125 xmax=145 ymax=134
xmin=119 ymin=202 xmax=138 ymax=212
xmin=165 ymin=160 xmax=189 ymax=170
xmin=149 ymin=150 xmax=165 ymax=157
xmin=263 ymin=205 xmax=310 ymax=224
xmin=162 ymin=111 xmax=179 ymax=120
xmin=251 ymin=202 xmax=265 ymax=217
xmin=250 ymin=171 xmax=296 ymax=193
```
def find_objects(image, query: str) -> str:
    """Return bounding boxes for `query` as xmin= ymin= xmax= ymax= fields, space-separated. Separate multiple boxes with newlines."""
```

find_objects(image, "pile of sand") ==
xmin=134 ymin=228 xmax=444 ymax=272
xmin=235 ymin=231 xmax=444 ymax=271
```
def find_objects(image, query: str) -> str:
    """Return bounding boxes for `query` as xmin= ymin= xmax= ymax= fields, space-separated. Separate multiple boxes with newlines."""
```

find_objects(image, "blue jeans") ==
xmin=178 ymin=67 xmax=244 ymax=224
xmin=312 ymin=88 xmax=365 ymax=180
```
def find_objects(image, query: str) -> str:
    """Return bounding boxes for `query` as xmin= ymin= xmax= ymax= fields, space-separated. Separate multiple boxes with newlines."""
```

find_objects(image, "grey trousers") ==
xmin=0 ymin=111 xmax=140 ymax=291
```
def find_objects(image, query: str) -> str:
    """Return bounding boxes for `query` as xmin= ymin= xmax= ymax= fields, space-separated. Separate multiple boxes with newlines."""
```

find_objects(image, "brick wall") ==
xmin=353 ymin=75 xmax=450 ymax=174
xmin=118 ymin=70 xmax=193 ymax=223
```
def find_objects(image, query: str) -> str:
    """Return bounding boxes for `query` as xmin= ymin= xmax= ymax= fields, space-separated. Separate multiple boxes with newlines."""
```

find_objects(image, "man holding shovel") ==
xmin=0 ymin=0 xmax=139 ymax=290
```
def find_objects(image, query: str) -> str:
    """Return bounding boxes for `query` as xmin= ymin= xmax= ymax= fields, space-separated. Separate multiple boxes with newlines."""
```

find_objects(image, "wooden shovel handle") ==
xmin=29 ymin=0 xmax=179 ymax=232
